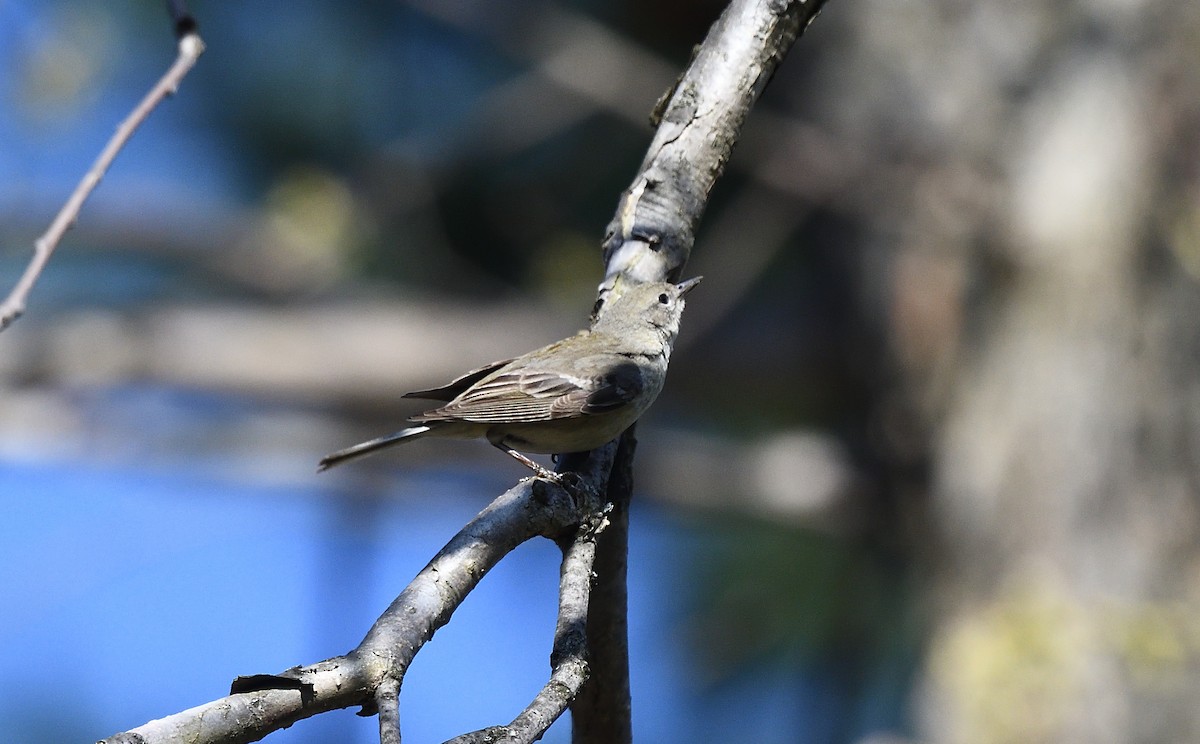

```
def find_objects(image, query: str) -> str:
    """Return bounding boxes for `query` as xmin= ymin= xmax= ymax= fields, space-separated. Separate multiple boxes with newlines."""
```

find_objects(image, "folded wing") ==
xmin=402 ymin=358 xmax=515 ymax=401
xmin=411 ymin=360 xmax=644 ymax=424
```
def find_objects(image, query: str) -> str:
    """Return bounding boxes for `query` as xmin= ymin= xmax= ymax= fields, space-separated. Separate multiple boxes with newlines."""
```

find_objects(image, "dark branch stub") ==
xmin=166 ymin=0 xmax=198 ymax=38
xmin=230 ymin=673 xmax=315 ymax=704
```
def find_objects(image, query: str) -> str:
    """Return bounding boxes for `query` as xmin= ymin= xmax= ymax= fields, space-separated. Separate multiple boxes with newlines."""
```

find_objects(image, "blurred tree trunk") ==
xmin=906 ymin=13 xmax=1200 ymax=744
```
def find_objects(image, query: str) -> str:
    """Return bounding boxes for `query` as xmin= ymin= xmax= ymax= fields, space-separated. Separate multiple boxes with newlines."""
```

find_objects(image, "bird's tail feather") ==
xmin=317 ymin=426 xmax=433 ymax=471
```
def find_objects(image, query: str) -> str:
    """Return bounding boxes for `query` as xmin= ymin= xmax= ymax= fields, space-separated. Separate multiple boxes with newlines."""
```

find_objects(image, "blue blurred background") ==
xmin=4 ymin=1 xmax=1200 ymax=743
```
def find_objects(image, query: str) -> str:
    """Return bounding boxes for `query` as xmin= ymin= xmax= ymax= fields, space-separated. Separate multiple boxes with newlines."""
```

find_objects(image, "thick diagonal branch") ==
xmin=578 ymin=3 xmax=828 ymax=742
xmin=601 ymin=0 xmax=828 ymax=288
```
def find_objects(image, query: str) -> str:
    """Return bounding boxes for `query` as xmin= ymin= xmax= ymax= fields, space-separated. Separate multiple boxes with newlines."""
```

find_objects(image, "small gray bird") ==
xmin=318 ymin=276 xmax=701 ymax=480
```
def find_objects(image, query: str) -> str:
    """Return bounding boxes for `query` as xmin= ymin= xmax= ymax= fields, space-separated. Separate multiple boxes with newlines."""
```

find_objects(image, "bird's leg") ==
xmin=490 ymin=440 xmax=563 ymax=483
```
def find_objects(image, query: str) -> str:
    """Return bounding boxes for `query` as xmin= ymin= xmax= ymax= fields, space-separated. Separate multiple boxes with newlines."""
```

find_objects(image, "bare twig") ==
xmin=444 ymin=512 xmax=604 ymax=744
xmin=377 ymin=676 xmax=402 ymax=744
xmin=0 ymin=23 xmax=205 ymax=331
xmin=522 ymin=528 xmax=597 ymax=729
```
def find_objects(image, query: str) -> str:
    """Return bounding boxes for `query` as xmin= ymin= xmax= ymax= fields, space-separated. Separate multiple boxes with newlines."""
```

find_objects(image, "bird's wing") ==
xmin=402 ymin=358 xmax=516 ymax=401
xmin=410 ymin=358 xmax=644 ymax=424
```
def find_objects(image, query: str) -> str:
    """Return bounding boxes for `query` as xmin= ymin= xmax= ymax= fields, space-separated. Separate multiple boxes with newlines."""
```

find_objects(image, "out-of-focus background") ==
xmin=3 ymin=1 xmax=1200 ymax=742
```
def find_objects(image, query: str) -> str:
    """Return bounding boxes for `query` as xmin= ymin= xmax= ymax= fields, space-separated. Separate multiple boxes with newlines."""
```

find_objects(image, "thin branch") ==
xmin=519 ymin=518 xmax=602 ymax=730
xmin=377 ymin=676 xmax=402 ymax=744
xmin=569 ymin=427 xmax=635 ymax=744
xmin=0 ymin=24 xmax=205 ymax=331
xmin=444 ymin=508 xmax=606 ymax=744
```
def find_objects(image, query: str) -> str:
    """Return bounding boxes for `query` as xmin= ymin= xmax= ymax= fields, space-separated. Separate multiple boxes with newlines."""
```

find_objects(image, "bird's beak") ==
xmin=676 ymin=276 xmax=703 ymax=296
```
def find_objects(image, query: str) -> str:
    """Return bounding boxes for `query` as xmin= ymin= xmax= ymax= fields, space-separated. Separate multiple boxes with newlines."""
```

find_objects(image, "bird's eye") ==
xmin=658 ymin=293 xmax=669 ymax=304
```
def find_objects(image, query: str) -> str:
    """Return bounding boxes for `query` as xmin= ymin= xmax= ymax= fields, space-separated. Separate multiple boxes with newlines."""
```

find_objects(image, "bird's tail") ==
xmin=317 ymin=426 xmax=433 ymax=471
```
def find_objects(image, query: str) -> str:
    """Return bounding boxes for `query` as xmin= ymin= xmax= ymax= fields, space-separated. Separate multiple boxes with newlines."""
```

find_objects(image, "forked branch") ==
xmin=96 ymin=447 xmax=617 ymax=744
